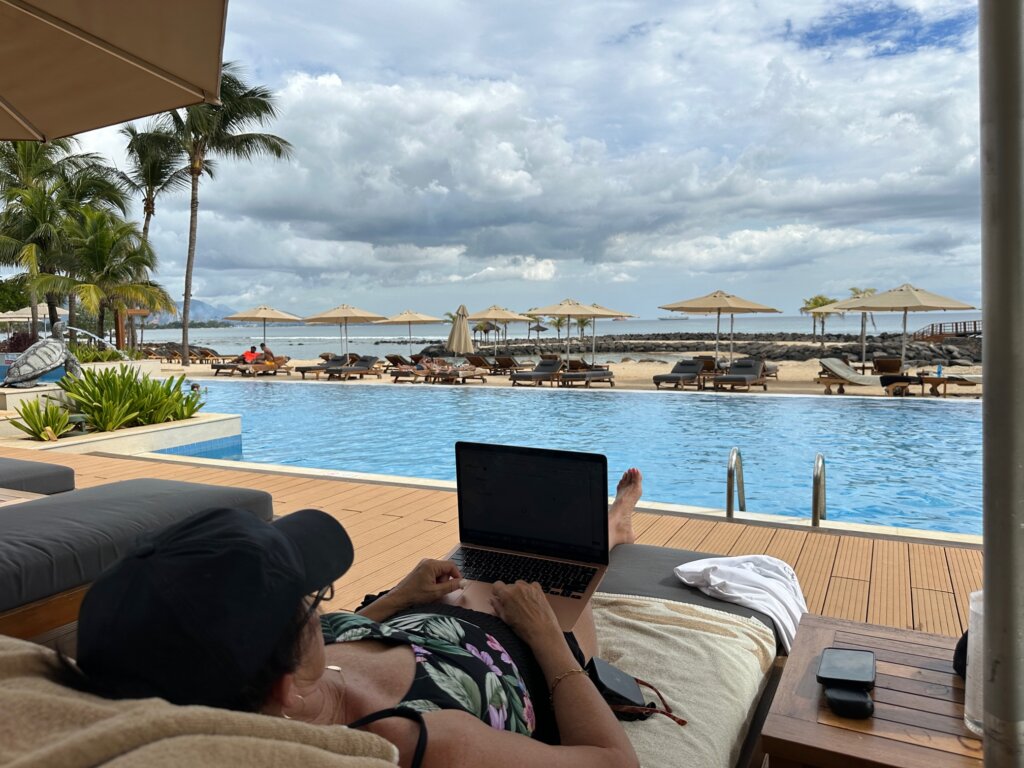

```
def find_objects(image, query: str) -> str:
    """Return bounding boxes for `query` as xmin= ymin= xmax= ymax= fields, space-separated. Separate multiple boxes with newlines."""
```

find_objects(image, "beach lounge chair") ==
xmin=559 ymin=367 xmax=615 ymax=387
xmin=295 ymin=354 xmax=358 ymax=380
xmin=330 ymin=355 xmax=382 ymax=380
xmin=493 ymin=355 xmax=528 ymax=375
xmin=464 ymin=354 xmax=495 ymax=372
xmin=539 ymin=353 xmax=561 ymax=361
xmin=816 ymin=357 xmax=882 ymax=394
xmin=211 ymin=361 xmax=240 ymax=376
xmin=384 ymin=354 xmax=415 ymax=370
xmin=713 ymin=358 xmax=768 ymax=391
xmin=430 ymin=365 xmax=488 ymax=384
xmin=653 ymin=359 xmax=703 ymax=389
xmin=510 ymin=357 xmax=563 ymax=386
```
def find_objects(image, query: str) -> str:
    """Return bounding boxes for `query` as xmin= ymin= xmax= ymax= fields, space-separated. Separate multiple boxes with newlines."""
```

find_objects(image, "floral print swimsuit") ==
xmin=321 ymin=611 xmax=537 ymax=736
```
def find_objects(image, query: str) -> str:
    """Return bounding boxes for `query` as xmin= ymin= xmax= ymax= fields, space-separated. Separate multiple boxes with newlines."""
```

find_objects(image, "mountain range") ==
xmin=149 ymin=300 xmax=238 ymax=325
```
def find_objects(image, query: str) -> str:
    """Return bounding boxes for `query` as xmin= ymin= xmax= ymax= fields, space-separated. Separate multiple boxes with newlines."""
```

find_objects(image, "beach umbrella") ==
xmin=468 ymin=305 xmax=534 ymax=353
xmin=812 ymin=295 xmax=876 ymax=364
xmin=224 ymin=305 xmax=302 ymax=345
xmin=659 ymin=291 xmax=780 ymax=363
xmin=0 ymin=1 xmax=228 ymax=141
xmin=841 ymin=284 xmax=975 ymax=363
xmin=0 ymin=304 xmax=70 ymax=336
xmin=303 ymin=304 xmax=385 ymax=359
xmin=374 ymin=309 xmax=443 ymax=355
xmin=528 ymin=298 xmax=617 ymax=363
xmin=586 ymin=303 xmax=635 ymax=366
xmin=445 ymin=305 xmax=475 ymax=357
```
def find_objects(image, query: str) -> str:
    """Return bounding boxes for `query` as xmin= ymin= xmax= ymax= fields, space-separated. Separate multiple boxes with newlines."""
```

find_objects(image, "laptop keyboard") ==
xmin=449 ymin=548 xmax=596 ymax=598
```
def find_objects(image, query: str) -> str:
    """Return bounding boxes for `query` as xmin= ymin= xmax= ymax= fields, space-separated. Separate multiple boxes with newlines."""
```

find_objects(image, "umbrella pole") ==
xmin=263 ymin=319 xmax=267 ymax=345
xmin=900 ymin=309 xmax=908 ymax=364
xmin=861 ymin=312 xmax=867 ymax=366
xmin=729 ymin=314 xmax=735 ymax=362
xmin=407 ymin=321 xmax=412 ymax=356
xmin=592 ymin=320 xmax=597 ymax=366
xmin=714 ymin=310 xmax=721 ymax=366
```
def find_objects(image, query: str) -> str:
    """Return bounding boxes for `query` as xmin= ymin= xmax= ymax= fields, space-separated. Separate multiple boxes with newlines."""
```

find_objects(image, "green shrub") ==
xmin=69 ymin=344 xmax=142 ymax=363
xmin=11 ymin=399 xmax=74 ymax=441
xmin=57 ymin=365 xmax=204 ymax=433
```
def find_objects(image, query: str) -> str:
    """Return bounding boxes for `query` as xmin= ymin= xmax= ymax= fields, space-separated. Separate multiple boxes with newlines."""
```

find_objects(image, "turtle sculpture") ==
xmin=2 ymin=322 xmax=82 ymax=388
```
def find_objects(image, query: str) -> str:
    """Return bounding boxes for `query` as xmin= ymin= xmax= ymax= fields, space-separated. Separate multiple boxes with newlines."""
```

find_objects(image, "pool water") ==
xmin=190 ymin=382 xmax=983 ymax=535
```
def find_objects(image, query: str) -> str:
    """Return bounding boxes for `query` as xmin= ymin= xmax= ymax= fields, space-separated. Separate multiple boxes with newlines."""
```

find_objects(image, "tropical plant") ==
xmin=548 ymin=316 xmax=567 ymax=340
xmin=576 ymin=317 xmax=591 ymax=339
xmin=10 ymin=398 xmax=74 ymax=441
xmin=31 ymin=208 xmax=175 ymax=339
xmin=69 ymin=343 xmax=142 ymax=363
xmin=799 ymin=295 xmax=838 ymax=339
xmin=118 ymin=123 xmax=189 ymax=242
xmin=156 ymin=62 xmax=292 ymax=365
xmin=57 ymin=366 xmax=204 ymax=432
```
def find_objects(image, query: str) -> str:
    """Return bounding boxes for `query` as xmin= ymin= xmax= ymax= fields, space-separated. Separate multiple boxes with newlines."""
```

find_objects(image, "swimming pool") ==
xmin=187 ymin=382 xmax=983 ymax=535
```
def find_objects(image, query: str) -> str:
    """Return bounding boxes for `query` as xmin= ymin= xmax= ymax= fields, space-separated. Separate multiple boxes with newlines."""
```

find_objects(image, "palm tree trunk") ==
xmin=142 ymin=199 xmax=154 ymax=243
xmin=46 ymin=292 xmax=59 ymax=326
xmin=67 ymin=294 xmax=77 ymax=344
xmin=181 ymin=171 xmax=201 ymax=367
xmin=97 ymin=303 xmax=105 ymax=342
xmin=28 ymin=289 xmax=38 ymax=341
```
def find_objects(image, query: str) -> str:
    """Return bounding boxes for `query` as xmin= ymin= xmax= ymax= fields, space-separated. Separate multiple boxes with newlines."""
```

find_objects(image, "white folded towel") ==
xmin=674 ymin=555 xmax=808 ymax=652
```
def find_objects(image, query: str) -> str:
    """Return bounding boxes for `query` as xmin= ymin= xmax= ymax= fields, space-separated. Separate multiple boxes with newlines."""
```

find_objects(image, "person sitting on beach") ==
xmin=241 ymin=346 xmax=261 ymax=363
xmin=62 ymin=470 xmax=646 ymax=768
xmin=259 ymin=342 xmax=276 ymax=365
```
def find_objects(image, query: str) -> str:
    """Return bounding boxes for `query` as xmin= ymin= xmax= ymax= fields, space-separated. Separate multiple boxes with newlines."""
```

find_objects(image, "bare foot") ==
xmin=609 ymin=468 xmax=642 ymax=549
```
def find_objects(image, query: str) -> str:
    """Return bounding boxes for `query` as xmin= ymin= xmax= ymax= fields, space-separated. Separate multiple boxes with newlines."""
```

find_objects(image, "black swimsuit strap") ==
xmin=348 ymin=706 xmax=428 ymax=768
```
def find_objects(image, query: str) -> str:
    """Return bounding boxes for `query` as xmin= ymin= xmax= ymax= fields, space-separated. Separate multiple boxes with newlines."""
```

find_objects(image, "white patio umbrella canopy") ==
xmin=659 ymin=291 xmax=780 ymax=362
xmin=468 ymin=305 xmax=534 ymax=353
xmin=303 ymin=304 xmax=385 ymax=359
xmin=586 ymin=303 xmax=635 ymax=365
xmin=841 ymin=284 xmax=975 ymax=363
xmin=375 ymin=310 xmax=443 ymax=355
xmin=446 ymin=305 xmax=474 ymax=356
xmin=528 ymin=299 xmax=617 ymax=362
xmin=224 ymin=305 xmax=302 ymax=344
xmin=812 ymin=295 xmax=877 ymax=364
xmin=0 ymin=0 xmax=228 ymax=141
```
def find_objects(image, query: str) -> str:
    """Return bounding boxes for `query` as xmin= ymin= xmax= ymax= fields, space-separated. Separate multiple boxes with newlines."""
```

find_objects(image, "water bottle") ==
xmin=936 ymin=363 xmax=943 ymax=378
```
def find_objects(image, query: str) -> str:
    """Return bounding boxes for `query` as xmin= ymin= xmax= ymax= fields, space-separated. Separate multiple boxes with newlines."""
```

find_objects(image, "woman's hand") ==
xmin=358 ymin=559 xmax=466 ymax=621
xmin=489 ymin=580 xmax=564 ymax=647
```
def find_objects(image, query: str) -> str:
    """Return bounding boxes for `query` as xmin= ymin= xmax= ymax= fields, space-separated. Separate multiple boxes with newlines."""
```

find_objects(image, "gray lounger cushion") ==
xmin=601 ymin=543 xmax=779 ymax=643
xmin=0 ymin=458 xmax=74 ymax=495
xmin=0 ymin=478 xmax=273 ymax=613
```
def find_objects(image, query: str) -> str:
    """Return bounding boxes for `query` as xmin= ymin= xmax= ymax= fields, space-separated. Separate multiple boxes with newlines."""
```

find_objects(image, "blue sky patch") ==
xmin=797 ymin=2 xmax=976 ymax=56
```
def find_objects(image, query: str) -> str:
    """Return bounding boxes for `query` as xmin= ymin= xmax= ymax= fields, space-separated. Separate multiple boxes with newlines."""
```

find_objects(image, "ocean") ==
xmin=140 ymin=311 xmax=982 ymax=360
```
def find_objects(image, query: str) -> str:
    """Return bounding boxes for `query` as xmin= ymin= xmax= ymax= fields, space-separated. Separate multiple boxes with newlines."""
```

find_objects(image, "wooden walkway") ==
xmin=1 ymin=447 xmax=983 ymax=638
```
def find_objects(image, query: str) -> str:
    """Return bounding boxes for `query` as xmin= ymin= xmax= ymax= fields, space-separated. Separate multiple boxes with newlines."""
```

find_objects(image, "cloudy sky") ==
xmin=79 ymin=0 xmax=981 ymax=318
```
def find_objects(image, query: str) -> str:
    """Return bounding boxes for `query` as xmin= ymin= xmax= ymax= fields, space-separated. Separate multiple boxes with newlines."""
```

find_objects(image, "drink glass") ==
xmin=964 ymin=589 xmax=984 ymax=736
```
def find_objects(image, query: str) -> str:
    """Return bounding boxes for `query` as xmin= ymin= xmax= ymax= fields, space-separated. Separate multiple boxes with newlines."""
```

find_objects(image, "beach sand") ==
xmin=183 ymin=356 xmax=983 ymax=398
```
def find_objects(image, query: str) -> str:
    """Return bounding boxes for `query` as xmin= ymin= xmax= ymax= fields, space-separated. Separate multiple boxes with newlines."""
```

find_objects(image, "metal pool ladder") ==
xmin=812 ymin=453 xmax=827 ymax=526
xmin=726 ymin=447 xmax=746 ymax=518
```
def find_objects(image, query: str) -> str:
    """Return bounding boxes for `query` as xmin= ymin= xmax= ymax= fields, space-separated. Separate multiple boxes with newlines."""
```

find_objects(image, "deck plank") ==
xmin=0 ymin=446 xmax=983 ymax=638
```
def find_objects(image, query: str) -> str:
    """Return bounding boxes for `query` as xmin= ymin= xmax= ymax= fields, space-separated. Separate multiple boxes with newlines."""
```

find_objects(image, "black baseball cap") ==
xmin=76 ymin=507 xmax=354 ymax=709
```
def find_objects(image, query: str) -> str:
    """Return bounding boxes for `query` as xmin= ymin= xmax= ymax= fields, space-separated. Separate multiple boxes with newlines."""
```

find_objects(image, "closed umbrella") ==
xmin=841 ymin=284 xmax=975 ymax=363
xmin=468 ymin=305 xmax=534 ymax=353
xmin=446 ymin=305 xmax=474 ymax=356
xmin=303 ymin=304 xmax=385 ymax=359
xmin=224 ymin=305 xmax=301 ymax=345
xmin=374 ymin=309 xmax=443 ymax=356
xmin=659 ymin=290 xmax=780 ymax=363
xmin=0 ymin=0 xmax=228 ymax=141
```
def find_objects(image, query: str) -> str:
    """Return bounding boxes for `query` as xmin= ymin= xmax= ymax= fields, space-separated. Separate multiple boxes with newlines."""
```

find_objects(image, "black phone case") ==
xmin=816 ymin=648 xmax=876 ymax=690
xmin=823 ymin=686 xmax=874 ymax=719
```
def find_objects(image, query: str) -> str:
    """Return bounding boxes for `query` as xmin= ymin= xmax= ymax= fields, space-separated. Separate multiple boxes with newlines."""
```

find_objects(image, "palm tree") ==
xmin=549 ymin=316 xmax=566 ymax=340
xmin=799 ymin=295 xmax=837 ymax=340
xmin=849 ymin=286 xmax=878 ymax=363
xmin=119 ymin=123 xmax=189 ymax=242
xmin=159 ymin=62 xmax=292 ymax=366
xmin=576 ymin=317 xmax=592 ymax=340
xmin=31 ymin=208 xmax=174 ymax=340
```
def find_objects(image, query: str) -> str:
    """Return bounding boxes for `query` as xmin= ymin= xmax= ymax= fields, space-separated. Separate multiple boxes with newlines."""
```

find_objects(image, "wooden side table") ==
xmin=762 ymin=614 xmax=981 ymax=767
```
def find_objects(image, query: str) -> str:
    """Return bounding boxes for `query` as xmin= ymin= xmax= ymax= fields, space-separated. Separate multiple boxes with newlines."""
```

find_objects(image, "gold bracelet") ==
xmin=549 ymin=667 xmax=587 ymax=703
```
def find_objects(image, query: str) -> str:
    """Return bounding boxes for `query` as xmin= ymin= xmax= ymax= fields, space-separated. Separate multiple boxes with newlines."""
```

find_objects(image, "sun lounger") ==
xmin=211 ymin=362 xmax=240 ymax=376
xmin=0 ymin=458 xmax=74 ymax=495
xmin=330 ymin=355 xmax=382 ymax=380
xmin=881 ymin=374 xmax=921 ymax=396
xmin=384 ymin=354 xmax=415 ymax=370
xmin=871 ymin=356 xmax=906 ymax=375
xmin=464 ymin=354 xmax=495 ymax=372
xmin=713 ymin=358 xmax=768 ymax=391
xmin=430 ymin=366 xmax=488 ymax=384
xmin=559 ymin=367 xmax=614 ymax=387
xmin=510 ymin=358 xmax=563 ymax=386
xmin=653 ymin=359 xmax=703 ymax=390
xmin=816 ymin=358 xmax=882 ymax=394
xmin=493 ymin=355 xmax=527 ymax=375
xmin=295 ymin=354 xmax=358 ymax=379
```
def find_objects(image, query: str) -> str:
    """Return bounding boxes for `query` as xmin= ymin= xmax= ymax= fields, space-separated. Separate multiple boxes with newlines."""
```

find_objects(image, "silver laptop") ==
xmin=445 ymin=441 xmax=609 ymax=630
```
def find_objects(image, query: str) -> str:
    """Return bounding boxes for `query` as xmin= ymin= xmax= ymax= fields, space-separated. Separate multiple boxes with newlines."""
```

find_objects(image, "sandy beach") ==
xmin=181 ymin=355 xmax=983 ymax=398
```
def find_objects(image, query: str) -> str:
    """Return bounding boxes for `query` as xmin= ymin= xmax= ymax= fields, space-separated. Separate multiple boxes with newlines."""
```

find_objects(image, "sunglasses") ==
xmin=304 ymin=583 xmax=335 ymax=621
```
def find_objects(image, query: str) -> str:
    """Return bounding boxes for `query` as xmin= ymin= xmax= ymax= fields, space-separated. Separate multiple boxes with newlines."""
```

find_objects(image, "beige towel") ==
xmin=0 ymin=635 xmax=398 ymax=768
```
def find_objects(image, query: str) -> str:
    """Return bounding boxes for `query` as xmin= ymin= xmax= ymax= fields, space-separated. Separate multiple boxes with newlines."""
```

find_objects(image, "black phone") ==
xmin=816 ymin=648 xmax=876 ymax=690
xmin=586 ymin=657 xmax=645 ymax=708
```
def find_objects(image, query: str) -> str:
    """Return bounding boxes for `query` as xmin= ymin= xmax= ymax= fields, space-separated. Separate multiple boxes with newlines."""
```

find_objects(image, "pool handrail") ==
xmin=726 ymin=447 xmax=746 ymax=518
xmin=812 ymin=453 xmax=827 ymax=526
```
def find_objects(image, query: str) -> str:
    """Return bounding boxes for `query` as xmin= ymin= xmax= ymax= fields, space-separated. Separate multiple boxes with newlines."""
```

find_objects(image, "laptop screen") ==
xmin=455 ymin=442 xmax=609 ymax=564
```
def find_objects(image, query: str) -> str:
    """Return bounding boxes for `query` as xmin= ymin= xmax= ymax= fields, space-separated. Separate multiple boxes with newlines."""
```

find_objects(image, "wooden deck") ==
xmin=0 ymin=446 xmax=983 ymax=638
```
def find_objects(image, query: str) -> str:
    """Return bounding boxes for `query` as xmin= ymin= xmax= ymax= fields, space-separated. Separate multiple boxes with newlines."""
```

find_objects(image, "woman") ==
xmin=70 ymin=471 xmax=645 ymax=768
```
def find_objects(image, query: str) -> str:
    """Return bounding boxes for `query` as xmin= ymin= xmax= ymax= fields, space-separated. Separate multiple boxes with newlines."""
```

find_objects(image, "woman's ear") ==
xmin=263 ymin=672 xmax=299 ymax=716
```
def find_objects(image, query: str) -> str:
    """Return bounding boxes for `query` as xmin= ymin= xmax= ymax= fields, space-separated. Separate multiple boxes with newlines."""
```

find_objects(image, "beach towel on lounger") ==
xmin=674 ymin=555 xmax=807 ymax=652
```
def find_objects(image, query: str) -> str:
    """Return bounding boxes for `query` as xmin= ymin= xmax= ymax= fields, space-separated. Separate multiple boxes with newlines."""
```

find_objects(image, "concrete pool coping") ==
xmin=130 ymin=450 xmax=983 ymax=548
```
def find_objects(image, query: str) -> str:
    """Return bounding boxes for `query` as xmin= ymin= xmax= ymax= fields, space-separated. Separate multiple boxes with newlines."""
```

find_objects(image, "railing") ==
xmin=812 ymin=453 xmax=827 ymax=527
xmin=912 ymin=320 xmax=982 ymax=340
xmin=726 ymin=447 xmax=746 ymax=518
